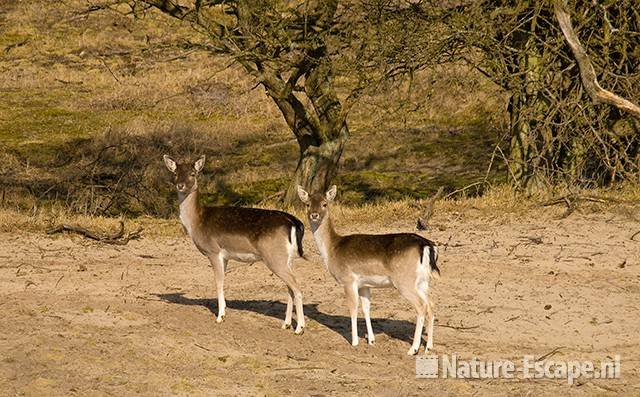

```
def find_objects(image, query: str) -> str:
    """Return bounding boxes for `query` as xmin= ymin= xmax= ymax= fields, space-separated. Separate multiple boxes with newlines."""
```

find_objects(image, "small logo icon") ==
xmin=416 ymin=355 xmax=438 ymax=378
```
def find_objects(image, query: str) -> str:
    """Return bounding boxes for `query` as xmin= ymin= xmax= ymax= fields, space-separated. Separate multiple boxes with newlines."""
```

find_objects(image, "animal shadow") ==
xmin=154 ymin=293 xmax=420 ymax=345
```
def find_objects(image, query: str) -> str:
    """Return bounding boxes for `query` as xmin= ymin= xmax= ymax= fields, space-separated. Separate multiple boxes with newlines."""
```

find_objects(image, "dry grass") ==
xmin=0 ymin=206 xmax=180 ymax=237
xmin=3 ymin=183 xmax=638 ymax=238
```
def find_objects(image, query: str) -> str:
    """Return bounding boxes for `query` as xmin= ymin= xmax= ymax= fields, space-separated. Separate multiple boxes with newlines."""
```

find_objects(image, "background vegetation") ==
xmin=0 ymin=0 xmax=637 ymax=219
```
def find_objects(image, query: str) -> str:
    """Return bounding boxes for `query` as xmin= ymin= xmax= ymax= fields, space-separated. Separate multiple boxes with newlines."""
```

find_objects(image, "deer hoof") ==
xmin=407 ymin=346 xmax=419 ymax=355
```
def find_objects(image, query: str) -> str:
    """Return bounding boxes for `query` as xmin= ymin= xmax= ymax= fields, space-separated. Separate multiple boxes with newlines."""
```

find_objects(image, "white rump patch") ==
xmin=287 ymin=226 xmax=297 ymax=268
xmin=416 ymin=246 xmax=431 ymax=295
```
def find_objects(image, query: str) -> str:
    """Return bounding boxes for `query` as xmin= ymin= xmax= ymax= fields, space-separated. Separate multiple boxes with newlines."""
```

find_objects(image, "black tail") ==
xmin=290 ymin=217 xmax=305 ymax=258
xmin=419 ymin=241 xmax=440 ymax=277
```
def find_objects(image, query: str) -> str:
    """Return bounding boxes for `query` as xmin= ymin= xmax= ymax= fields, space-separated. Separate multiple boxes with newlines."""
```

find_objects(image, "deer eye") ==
xmin=321 ymin=202 xmax=327 ymax=208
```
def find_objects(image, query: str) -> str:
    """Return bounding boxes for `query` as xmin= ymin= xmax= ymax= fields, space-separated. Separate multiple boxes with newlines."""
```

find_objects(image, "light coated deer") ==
xmin=164 ymin=155 xmax=306 ymax=334
xmin=298 ymin=185 xmax=440 ymax=354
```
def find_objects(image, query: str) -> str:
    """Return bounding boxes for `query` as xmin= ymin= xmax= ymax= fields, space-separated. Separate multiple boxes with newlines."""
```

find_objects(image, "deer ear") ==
xmin=297 ymin=185 xmax=309 ymax=204
xmin=194 ymin=155 xmax=206 ymax=172
xmin=326 ymin=185 xmax=337 ymax=201
xmin=163 ymin=155 xmax=177 ymax=173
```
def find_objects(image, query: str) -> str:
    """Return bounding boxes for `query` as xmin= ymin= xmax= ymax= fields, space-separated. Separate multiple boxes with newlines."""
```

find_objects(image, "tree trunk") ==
xmin=508 ymin=92 xmax=531 ymax=187
xmin=283 ymin=123 xmax=348 ymax=206
xmin=259 ymin=57 xmax=349 ymax=207
xmin=507 ymin=13 xmax=548 ymax=191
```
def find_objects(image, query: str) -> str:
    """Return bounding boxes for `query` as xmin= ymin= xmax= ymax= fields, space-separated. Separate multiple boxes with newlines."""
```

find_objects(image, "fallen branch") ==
xmin=541 ymin=194 xmax=619 ymax=218
xmin=541 ymin=194 xmax=615 ymax=207
xmin=631 ymin=230 xmax=640 ymax=241
xmin=46 ymin=221 xmax=143 ymax=245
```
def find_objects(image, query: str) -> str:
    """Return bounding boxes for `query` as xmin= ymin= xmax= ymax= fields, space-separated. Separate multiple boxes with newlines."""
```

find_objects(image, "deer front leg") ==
xmin=359 ymin=287 xmax=375 ymax=345
xmin=209 ymin=253 xmax=227 ymax=323
xmin=344 ymin=282 xmax=360 ymax=347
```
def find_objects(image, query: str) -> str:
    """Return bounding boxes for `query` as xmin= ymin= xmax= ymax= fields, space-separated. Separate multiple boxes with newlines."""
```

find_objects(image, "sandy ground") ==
xmin=0 ymin=207 xmax=639 ymax=396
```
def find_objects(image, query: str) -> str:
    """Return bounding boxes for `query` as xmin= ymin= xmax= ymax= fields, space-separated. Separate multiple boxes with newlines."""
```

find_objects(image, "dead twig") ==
xmin=630 ymin=230 xmax=640 ymax=241
xmin=258 ymin=190 xmax=285 ymax=206
xmin=100 ymin=59 xmax=121 ymax=84
xmin=417 ymin=186 xmax=444 ymax=230
xmin=476 ymin=306 xmax=495 ymax=315
xmin=46 ymin=221 xmax=143 ymax=245
xmin=442 ymin=181 xmax=486 ymax=200
xmin=274 ymin=366 xmax=327 ymax=371
xmin=194 ymin=343 xmax=212 ymax=352
xmin=436 ymin=323 xmax=480 ymax=330
xmin=535 ymin=346 xmax=565 ymax=362
xmin=4 ymin=38 xmax=29 ymax=54
xmin=520 ymin=236 xmax=543 ymax=245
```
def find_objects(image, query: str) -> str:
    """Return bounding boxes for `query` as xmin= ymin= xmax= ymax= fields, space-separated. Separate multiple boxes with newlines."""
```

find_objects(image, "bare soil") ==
xmin=1 ymin=209 xmax=639 ymax=396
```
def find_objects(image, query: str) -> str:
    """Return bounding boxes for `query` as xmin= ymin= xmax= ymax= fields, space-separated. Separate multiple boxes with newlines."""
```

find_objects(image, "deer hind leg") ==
xmin=359 ymin=287 xmax=375 ymax=345
xmin=426 ymin=299 xmax=435 ymax=352
xmin=261 ymin=237 xmax=306 ymax=334
xmin=265 ymin=251 xmax=305 ymax=334
xmin=282 ymin=286 xmax=294 ymax=329
xmin=345 ymin=282 xmax=360 ymax=346
xmin=281 ymin=247 xmax=295 ymax=329
xmin=399 ymin=287 xmax=428 ymax=355
xmin=278 ymin=271 xmax=305 ymax=334
xmin=209 ymin=253 xmax=227 ymax=323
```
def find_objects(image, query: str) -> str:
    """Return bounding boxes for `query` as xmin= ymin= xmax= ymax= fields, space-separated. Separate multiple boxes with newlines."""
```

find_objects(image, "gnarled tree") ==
xmin=96 ymin=0 xmax=351 ymax=205
xmin=453 ymin=0 xmax=640 ymax=189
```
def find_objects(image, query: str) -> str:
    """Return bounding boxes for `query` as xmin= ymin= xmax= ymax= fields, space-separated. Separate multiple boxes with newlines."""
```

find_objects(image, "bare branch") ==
xmin=554 ymin=0 xmax=640 ymax=119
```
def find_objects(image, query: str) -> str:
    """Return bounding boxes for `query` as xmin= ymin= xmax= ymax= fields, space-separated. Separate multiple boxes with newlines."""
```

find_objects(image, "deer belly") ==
xmin=220 ymin=249 xmax=261 ymax=263
xmin=357 ymin=274 xmax=393 ymax=288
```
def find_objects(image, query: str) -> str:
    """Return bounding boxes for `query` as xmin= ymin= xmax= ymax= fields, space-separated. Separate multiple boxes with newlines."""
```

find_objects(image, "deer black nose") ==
xmin=177 ymin=183 xmax=186 ymax=190
xmin=310 ymin=213 xmax=320 ymax=221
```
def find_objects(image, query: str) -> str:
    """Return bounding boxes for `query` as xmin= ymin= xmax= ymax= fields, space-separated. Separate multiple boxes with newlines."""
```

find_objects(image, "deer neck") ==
xmin=313 ymin=215 xmax=340 ymax=269
xmin=178 ymin=187 xmax=201 ymax=238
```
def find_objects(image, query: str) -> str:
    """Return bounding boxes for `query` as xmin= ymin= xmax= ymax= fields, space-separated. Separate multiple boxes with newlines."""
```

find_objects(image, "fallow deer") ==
xmin=164 ymin=155 xmax=306 ymax=334
xmin=297 ymin=185 xmax=440 ymax=354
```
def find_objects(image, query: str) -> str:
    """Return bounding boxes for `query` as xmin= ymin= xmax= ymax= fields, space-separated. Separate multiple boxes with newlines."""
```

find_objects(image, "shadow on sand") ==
xmin=154 ymin=293 xmax=421 ymax=345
